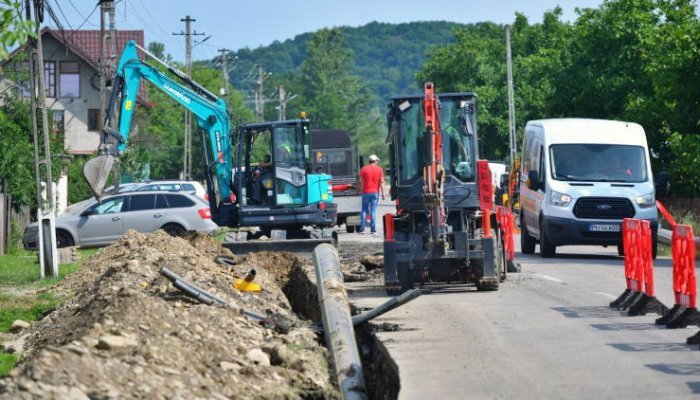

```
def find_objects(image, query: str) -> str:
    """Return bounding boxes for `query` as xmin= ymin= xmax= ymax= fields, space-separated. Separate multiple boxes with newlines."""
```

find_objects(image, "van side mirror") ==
xmin=527 ymin=170 xmax=540 ymax=191
xmin=655 ymin=171 xmax=670 ymax=198
xmin=80 ymin=209 xmax=94 ymax=217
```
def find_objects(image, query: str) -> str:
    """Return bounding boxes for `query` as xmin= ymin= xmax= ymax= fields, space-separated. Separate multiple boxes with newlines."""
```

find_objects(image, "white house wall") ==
xmin=42 ymin=36 xmax=101 ymax=155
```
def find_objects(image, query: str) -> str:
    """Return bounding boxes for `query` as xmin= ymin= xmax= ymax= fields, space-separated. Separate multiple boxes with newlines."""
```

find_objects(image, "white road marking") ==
xmin=531 ymin=273 xmax=565 ymax=284
xmin=594 ymin=291 xmax=617 ymax=300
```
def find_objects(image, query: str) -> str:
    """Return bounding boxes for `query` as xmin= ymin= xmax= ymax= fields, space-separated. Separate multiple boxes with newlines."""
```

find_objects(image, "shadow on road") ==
xmin=551 ymin=306 xmax=622 ymax=318
xmin=687 ymin=382 xmax=700 ymax=394
xmin=590 ymin=322 xmax=664 ymax=331
xmin=607 ymin=342 xmax=693 ymax=352
xmin=646 ymin=364 xmax=700 ymax=375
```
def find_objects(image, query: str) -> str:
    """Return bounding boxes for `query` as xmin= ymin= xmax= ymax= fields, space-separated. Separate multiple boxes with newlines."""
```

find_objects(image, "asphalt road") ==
xmin=349 ymin=239 xmax=700 ymax=399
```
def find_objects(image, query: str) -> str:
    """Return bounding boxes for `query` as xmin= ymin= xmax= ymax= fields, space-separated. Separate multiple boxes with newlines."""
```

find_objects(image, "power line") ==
xmin=65 ymin=0 xmax=97 ymax=28
xmin=135 ymin=0 xmax=176 ymax=45
xmin=48 ymin=0 xmax=74 ymax=31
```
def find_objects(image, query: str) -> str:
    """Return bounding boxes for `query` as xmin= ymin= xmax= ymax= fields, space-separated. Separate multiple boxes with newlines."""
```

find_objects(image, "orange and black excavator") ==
xmin=382 ymin=83 xmax=506 ymax=295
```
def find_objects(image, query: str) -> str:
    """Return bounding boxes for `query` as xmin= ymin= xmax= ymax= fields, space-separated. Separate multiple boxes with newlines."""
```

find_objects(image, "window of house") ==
xmin=59 ymin=61 xmax=80 ymax=98
xmin=18 ymin=61 xmax=55 ymax=98
xmin=52 ymin=110 xmax=65 ymax=136
xmin=88 ymin=109 xmax=100 ymax=131
xmin=44 ymin=61 xmax=55 ymax=98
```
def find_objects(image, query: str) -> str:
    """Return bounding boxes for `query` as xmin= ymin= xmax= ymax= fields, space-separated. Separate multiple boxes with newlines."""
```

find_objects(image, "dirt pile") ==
xmin=0 ymin=231 xmax=335 ymax=400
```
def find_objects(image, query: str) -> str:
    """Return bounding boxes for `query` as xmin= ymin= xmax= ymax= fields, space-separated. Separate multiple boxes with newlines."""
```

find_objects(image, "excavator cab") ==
xmin=384 ymin=88 xmax=504 ymax=295
xmin=232 ymin=118 xmax=336 ymax=232
xmin=238 ymin=119 xmax=309 ymax=207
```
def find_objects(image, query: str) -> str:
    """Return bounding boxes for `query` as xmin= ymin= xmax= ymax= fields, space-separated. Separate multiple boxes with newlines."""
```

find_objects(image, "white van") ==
xmin=519 ymin=118 xmax=658 ymax=258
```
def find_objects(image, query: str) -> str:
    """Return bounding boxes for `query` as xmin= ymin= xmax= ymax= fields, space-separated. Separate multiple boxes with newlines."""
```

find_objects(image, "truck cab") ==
xmin=311 ymin=129 xmax=362 ymax=232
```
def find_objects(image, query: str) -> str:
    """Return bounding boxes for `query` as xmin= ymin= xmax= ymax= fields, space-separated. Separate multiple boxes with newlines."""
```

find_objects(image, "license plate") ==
xmin=588 ymin=224 xmax=620 ymax=232
xmin=346 ymin=215 xmax=361 ymax=225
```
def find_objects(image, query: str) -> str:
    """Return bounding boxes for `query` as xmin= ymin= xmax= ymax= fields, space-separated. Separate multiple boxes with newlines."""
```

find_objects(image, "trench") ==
xmin=280 ymin=263 xmax=401 ymax=400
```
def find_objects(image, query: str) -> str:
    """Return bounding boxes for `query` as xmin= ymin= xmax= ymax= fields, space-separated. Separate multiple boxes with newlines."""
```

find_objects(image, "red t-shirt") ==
xmin=360 ymin=164 xmax=383 ymax=194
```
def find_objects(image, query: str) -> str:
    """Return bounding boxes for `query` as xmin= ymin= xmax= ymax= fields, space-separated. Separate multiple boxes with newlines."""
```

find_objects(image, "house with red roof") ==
xmin=1 ymin=28 xmax=145 ymax=154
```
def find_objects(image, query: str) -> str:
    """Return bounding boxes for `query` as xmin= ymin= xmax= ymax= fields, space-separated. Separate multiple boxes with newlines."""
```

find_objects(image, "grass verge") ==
xmin=0 ymin=248 xmax=98 ymax=376
xmin=0 ymin=248 xmax=99 ymax=287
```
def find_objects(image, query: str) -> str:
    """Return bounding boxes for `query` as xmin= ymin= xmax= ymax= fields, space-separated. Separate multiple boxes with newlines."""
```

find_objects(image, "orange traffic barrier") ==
xmin=656 ymin=224 xmax=700 ymax=328
xmin=656 ymin=200 xmax=677 ymax=229
xmin=610 ymin=218 xmax=666 ymax=316
xmin=495 ymin=206 xmax=519 ymax=273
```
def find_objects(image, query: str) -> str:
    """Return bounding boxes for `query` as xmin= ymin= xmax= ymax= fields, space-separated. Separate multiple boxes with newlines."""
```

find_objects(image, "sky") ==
xmin=47 ymin=0 xmax=604 ymax=63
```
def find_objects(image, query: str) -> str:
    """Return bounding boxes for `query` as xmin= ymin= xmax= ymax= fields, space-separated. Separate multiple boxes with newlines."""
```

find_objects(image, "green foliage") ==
xmin=662 ymin=131 xmax=700 ymax=196
xmin=0 ymin=94 xmax=73 ymax=212
xmin=296 ymin=28 xmax=385 ymax=159
xmin=228 ymin=21 xmax=460 ymax=107
xmin=0 ymin=0 xmax=35 ymax=61
xmin=418 ymin=1 xmax=700 ymax=194
xmin=0 ymin=96 xmax=35 ymax=207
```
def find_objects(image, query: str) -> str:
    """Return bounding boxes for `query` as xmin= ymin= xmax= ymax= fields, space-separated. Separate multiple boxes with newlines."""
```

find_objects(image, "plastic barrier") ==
xmin=610 ymin=219 xmax=639 ymax=308
xmin=656 ymin=200 xmax=677 ymax=229
xmin=609 ymin=219 xmax=666 ymax=315
xmin=495 ymin=206 xmax=519 ymax=273
xmin=657 ymin=224 xmax=700 ymax=329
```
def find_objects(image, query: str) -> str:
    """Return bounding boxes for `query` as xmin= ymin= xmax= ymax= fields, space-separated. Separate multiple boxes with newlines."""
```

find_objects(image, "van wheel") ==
xmin=520 ymin=211 xmax=536 ymax=254
xmin=617 ymin=244 xmax=625 ymax=257
xmin=345 ymin=225 xmax=356 ymax=233
xmin=539 ymin=220 xmax=556 ymax=258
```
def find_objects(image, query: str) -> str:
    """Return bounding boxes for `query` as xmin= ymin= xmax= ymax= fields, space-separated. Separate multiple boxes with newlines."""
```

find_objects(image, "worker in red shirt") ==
xmin=357 ymin=154 xmax=385 ymax=234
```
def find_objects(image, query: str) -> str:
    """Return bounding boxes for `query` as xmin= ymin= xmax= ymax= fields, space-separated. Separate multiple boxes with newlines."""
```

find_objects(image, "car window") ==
xmin=165 ymin=194 xmax=195 ymax=208
xmin=155 ymin=194 xmax=168 ymax=209
xmin=135 ymin=184 xmax=155 ymax=192
xmin=128 ymin=194 xmax=156 ymax=211
xmin=92 ymin=197 xmax=125 ymax=214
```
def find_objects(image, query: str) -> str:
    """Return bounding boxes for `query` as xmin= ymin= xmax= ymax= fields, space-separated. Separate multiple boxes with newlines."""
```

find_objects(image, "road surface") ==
xmin=349 ymin=238 xmax=700 ymax=399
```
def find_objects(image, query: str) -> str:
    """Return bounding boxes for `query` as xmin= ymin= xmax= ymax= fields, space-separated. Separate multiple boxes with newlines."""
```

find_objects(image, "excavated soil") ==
xmin=0 ymin=230 xmax=336 ymax=400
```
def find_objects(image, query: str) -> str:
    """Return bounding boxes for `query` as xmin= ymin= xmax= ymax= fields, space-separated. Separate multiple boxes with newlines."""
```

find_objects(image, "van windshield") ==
xmin=550 ymin=144 xmax=648 ymax=183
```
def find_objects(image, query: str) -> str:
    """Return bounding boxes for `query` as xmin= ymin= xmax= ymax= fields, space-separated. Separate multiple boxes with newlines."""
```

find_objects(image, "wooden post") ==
xmin=0 ymin=181 xmax=6 ymax=255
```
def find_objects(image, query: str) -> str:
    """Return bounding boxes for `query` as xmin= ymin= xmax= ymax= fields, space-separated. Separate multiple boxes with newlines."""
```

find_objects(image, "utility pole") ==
xmin=218 ymin=48 xmax=231 ymax=112
xmin=505 ymin=25 xmax=517 ymax=167
xmin=99 ymin=0 xmax=116 ymax=130
xmin=26 ymin=0 xmax=58 ymax=277
xmin=278 ymin=85 xmax=285 ymax=121
xmin=173 ymin=16 xmax=204 ymax=179
xmin=255 ymin=64 xmax=265 ymax=122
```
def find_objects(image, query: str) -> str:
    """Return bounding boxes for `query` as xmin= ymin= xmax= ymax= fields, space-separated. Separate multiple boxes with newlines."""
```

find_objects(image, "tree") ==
xmin=0 ymin=0 xmax=35 ymax=61
xmin=298 ymin=28 xmax=384 ymax=158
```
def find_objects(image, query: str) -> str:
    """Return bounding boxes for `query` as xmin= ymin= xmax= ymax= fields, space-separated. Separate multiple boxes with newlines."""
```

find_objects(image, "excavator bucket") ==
xmin=83 ymin=154 xmax=116 ymax=200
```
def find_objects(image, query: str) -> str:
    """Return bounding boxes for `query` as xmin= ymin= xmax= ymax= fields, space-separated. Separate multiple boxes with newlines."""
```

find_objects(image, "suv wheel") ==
xmin=161 ymin=223 xmax=186 ymax=237
xmin=56 ymin=229 xmax=75 ymax=248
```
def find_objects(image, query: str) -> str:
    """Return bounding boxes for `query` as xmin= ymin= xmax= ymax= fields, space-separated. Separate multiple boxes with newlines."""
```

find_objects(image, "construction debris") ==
xmin=0 ymin=230 xmax=335 ymax=399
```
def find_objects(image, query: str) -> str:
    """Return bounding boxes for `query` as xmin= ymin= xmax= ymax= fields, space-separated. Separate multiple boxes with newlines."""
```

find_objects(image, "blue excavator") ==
xmin=83 ymin=40 xmax=337 ymax=253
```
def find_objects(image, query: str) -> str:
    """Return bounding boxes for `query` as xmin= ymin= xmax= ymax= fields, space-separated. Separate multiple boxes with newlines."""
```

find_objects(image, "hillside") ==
xmin=224 ymin=21 xmax=462 ymax=105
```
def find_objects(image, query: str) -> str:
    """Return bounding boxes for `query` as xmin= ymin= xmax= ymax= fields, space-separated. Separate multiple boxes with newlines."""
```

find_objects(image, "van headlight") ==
xmin=636 ymin=192 xmax=655 ymax=208
xmin=549 ymin=191 xmax=571 ymax=207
